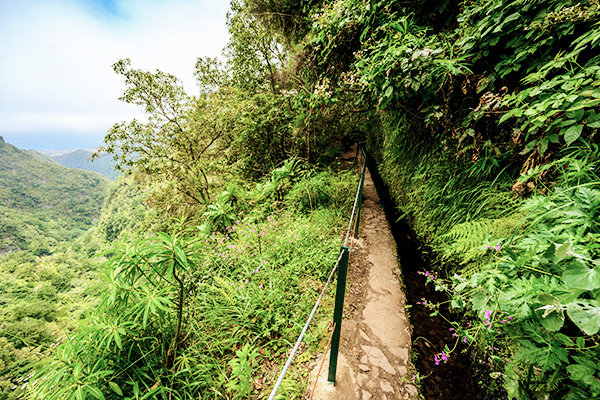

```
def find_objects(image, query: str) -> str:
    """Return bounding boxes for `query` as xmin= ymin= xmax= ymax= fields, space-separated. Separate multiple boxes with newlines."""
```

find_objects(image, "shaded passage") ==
xmin=366 ymin=157 xmax=480 ymax=400
xmin=309 ymin=163 xmax=417 ymax=399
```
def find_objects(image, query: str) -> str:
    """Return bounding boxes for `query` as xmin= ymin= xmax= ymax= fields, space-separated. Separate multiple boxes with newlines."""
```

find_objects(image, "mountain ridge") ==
xmin=49 ymin=149 xmax=119 ymax=180
xmin=0 ymin=138 xmax=110 ymax=253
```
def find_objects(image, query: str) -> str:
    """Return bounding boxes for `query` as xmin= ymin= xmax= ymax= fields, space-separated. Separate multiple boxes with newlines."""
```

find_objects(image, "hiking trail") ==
xmin=308 ymin=164 xmax=418 ymax=400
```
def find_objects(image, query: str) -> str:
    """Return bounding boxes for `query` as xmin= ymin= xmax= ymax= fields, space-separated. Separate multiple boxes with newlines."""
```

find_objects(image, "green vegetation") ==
xmin=51 ymin=150 xmax=119 ymax=181
xmin=0 ymin=139 xmax=109 ymax=254
xmin=31 ymin=166 xmax=355 ymax=399
xmin=3 ymin=0 xmax=599 ymax=398
xmin=257 ymin=0 xmax=598 ymax=398
xmin=0 ymin=139 xmax=150 ymax=400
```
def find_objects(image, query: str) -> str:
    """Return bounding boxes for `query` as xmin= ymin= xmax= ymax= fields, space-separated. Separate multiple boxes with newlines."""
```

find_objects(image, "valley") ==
xmin=0 ymin=137 xmax=144 ymax=400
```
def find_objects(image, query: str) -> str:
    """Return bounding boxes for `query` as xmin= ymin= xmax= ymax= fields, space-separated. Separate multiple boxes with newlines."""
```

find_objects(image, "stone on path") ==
xmin=307 ymin=166 xmax=418 ymax=399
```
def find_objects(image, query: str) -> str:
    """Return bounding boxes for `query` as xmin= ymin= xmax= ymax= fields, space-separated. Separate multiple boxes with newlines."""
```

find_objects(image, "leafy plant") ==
xmin=225 ymin=344 xmax=259 ymax=399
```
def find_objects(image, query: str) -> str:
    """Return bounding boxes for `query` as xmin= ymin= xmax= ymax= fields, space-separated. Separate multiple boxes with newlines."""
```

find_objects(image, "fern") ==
xmin=515 ymin=339 xmax=569 ymax=372
xmin=436 ymin=215 xmax=522 ymax=267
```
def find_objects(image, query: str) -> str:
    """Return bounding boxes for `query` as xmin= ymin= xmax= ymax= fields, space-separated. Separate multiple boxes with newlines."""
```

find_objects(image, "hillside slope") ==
xmin=50 ymin=149 xmax=119 ymax=180
xmin=0 ymin=136 xmax=110 ymax=253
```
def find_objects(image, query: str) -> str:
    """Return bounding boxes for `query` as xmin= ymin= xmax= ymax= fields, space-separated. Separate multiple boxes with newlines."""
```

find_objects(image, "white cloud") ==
xmin=0 ymin=0 xmax=229 ymax=145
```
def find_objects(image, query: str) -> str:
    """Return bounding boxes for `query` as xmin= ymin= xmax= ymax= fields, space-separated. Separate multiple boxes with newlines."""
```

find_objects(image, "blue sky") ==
xmin=0 ymin=0 xmax=230 ymax=150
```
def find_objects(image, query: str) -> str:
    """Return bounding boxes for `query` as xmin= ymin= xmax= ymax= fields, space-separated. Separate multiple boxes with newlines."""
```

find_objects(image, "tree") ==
xmin=96 ymin=59 xmax=231 ymax=219
xmin=223 ymin=0 xmax=287 ymax=94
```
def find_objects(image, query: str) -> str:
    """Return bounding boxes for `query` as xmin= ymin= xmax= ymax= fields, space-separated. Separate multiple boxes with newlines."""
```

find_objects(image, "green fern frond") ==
xmin=436 ymin=215 xmax=522 ymax=268
xmin=209 ymin=277 xmax=236 ymax=305
xmin=508 ymin=0 xmax=544 ymax=8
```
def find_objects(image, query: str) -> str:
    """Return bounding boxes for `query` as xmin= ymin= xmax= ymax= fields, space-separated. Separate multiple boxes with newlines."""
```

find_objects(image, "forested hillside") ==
xmin=50 ymin=150 xmax=119 ymax=180
xmin=0 ymin=137 xmax=109 ymax=254
xmin=16 ymin=0 xmax=600 ymax=399
xmin=0 ymin=168 xmax=149 ymax=400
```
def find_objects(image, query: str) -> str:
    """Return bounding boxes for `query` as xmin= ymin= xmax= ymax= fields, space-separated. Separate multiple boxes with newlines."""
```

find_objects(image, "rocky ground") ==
xmin=307 ymin=167 xmax=419 ymax=400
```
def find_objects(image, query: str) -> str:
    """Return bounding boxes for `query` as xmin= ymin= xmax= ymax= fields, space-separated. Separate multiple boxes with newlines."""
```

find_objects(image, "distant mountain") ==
xmin=0 ymin=136 xmax=110 ymax=254
xmin=38 ymin=148 xmax=98 ymax=157
xmin=38 ymin=148 xmax=119 ymax=180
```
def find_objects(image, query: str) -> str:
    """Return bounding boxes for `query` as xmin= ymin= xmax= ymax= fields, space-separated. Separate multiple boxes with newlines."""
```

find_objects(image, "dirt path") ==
xmin=308 ymin=167 xmax=418 ymax=400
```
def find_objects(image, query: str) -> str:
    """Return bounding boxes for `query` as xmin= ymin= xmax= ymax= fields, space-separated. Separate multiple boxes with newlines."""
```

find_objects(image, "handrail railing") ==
xmin=266 ymin=250 xmax=345 ymax=400
xmin=267 ymin=145 xmax=367 ymax=399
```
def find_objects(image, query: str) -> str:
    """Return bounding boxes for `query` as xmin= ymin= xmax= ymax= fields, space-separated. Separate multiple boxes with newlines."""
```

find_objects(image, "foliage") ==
xmin=0 ymin=153 xmax=152 ymax=400
xmin=284 ymin=0 xmax=600 ymax=175
xmin=0 ymin=139 xmax=109 ymax=254
xmin=423 ymin=152 xmax=600 ymax=399
xmin=29 ymin=166 xmax=355 ymax=399
xmin=252 ymin=0 xmax=600 ymax=395
xmin=223 ymin=0 xmax=287 ymax=94
xmin=8 ymin=0 xmax=599 ymax=396
xmin=225 ymin=344 xmax=259 ymax=398
xmin=96 ymin=58 xmax=223 ymax=218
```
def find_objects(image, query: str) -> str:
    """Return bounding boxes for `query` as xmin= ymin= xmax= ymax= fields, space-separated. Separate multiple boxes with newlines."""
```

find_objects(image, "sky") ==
xmin=0 ymin=0 xmax=230 ymax=150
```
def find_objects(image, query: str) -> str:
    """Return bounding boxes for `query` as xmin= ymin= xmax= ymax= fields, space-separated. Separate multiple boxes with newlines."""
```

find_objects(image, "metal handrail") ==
xmin=267 ymin=251 xmax=344 ymax=400
xmin=267 ymin=145 xmax=367 ymax=398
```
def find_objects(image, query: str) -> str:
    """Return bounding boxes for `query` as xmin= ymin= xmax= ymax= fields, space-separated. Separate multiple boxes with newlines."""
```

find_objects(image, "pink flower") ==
xmin=434 ymin=351 xmax=450 ymax=365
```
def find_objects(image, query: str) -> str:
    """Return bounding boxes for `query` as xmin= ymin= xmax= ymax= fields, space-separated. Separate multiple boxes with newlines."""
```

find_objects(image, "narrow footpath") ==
xmin=308 ymin=166 xmax=418 ymax=399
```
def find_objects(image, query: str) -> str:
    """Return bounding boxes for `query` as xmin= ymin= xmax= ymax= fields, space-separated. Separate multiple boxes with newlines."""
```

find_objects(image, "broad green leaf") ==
xmin=538 ymin=292 xmax=559 ymax=306
xmin=556 ymin=119 xmax=576 ymax=127
xmin=566 ymin=108 xmax=585 ymax=121
xmin=86 ymin=385 xmax=106 ymax=400
xmin=174 ymin=246 xmax=188 ymax=270
xmin=563 ymin=264 xmax=600 ymax=290
xmin=555 ymin=241 xmax=571 ymax=261
xmin=472 ymin=292 xmax=488 ymax=310
xmin=567 ymin=301 xmax=600 ymax=335
xmin=576 ymin=336 xmax=585 ymax=349
xmin=542 ymin=244 xmax=556 ymax=261
xmin=535 ymin=293 xmax=564 ymax=331
xmin=540 ymin=136 xmax=548 ymax=155
xmin=561 ymin=124 xmax=583 ymax=146
xmin=451 ymin=298 xmax=465 ymax=308
xmin=500 ymin=108 xmax=518 ymax=123
xmin=505 ymin=12 xmax=521 ymax=23
xmin=535 ymin=305 xmax=564 ymax=331
xmin=566 ymin=363 xmax=596 ymax=381
xmin=587 ymin=110 xmax=600 ymax=127
xmin=113 ymin=331 xmax=122 ymax=349
xmin=384 ymin=85 xmax=394 ymax=98
xmin=109 ymin=382 xmax=123 ymax=396
xmin=520 ymin=140 xmax=537 ymax=155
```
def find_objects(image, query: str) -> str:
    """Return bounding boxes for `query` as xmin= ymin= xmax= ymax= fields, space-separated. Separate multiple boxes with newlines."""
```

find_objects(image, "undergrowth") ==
xmin=369 ymin=112 xmax=600 ymax=398
xmin=28 ymin=163 xmax=356 ymax=400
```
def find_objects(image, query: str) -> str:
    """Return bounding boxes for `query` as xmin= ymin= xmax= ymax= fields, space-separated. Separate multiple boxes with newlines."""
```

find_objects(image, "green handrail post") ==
xmin=354 ymin=171 xmax=365 ymax=239
xmin=328 ymin=246 xmax=350 ymax=384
